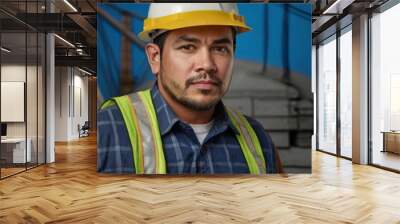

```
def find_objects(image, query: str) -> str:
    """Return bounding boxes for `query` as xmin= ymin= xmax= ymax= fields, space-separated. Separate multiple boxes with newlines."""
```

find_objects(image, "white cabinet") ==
xmin=1 ymin=138 xmax=32 ymax=163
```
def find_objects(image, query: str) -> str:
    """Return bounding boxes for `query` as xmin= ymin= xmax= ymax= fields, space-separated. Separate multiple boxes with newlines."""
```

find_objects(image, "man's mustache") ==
xmin=185 ymin=72 xmax=222 ymax=88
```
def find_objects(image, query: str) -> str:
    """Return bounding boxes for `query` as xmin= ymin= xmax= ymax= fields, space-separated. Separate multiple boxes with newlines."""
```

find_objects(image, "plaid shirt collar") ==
xmin=150 ymin=83 xmax=239 ymax=137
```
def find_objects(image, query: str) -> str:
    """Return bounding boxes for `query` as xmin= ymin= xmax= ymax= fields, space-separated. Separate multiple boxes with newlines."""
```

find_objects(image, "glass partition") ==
xmin=27 ymin=30 xmax=38 ymax=169
xmin=0 ymin=0 xmax=46 ymax=179
xmin=1 ymin=30 xmax=28 ymax=177
xmin=38 ymin=32 xmax=45 ymax=165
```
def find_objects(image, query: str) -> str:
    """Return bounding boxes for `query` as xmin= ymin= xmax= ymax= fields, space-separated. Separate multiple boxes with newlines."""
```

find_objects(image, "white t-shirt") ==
xmin=189 ymin=119 xmax=214 ymax=145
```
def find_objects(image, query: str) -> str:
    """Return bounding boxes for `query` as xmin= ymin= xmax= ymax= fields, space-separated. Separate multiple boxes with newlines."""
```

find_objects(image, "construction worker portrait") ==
xmin=98 ymin=3 xmax=283 ymax=174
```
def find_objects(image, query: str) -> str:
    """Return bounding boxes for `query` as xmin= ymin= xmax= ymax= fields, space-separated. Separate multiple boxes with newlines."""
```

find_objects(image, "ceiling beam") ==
xmin=55 ymin=55 xmax=96 ymax=72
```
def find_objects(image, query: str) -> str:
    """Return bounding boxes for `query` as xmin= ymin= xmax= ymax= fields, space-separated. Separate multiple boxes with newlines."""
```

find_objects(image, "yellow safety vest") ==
xmin=101 ymin=89 xmax=267 ymax=174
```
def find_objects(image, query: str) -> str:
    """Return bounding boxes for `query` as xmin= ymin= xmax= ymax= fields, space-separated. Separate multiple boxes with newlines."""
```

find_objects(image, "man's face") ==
xmin=149 ymin=26 xmax=235 ymax=111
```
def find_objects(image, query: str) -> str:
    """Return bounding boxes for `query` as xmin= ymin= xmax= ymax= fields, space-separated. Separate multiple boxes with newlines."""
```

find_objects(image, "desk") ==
xmin=382 ymin=131 xmax=400 ymax=154
xmin=1 ymin=138 xmax=31 ymax=163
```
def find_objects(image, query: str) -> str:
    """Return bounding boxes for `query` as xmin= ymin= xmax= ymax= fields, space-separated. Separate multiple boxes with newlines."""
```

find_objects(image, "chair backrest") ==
xmin=82 ymin=121 xmax=90 ymax=129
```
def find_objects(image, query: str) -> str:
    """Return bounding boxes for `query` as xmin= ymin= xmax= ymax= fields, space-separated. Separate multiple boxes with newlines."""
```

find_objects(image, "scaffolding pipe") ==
xmin=96 ymin=5 xmax=146 ymax=49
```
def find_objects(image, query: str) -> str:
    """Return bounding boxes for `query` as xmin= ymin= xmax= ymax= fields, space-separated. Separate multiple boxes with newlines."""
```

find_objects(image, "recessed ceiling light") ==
xmin=322 ymin=0 xmax=354 ymax=15
xmin=54 ymin=34 xmax=75 ymax=48
xmin=1 ymin=47 xmax=11 ymax=53
xmin=63 ymin=0 xmax=78 ymax=12
xmin=78 ymin=67 xmax=92 ymax=76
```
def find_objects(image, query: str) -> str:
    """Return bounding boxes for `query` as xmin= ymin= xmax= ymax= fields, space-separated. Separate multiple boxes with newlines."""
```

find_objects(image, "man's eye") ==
xmin=213 ymin=46 xmax=230 ymax=54
xmin=179 ymin=45 xmax=195 ymax=51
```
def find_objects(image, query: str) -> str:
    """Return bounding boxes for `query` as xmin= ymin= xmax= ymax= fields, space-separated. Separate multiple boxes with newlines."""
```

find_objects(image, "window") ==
xmin=370 ymin=2 xmax=400 ymax=171
xmin=317 ymin=35 xmax=337 ymax=154
xmin=339 ymin=27 xmax=352 ymax=158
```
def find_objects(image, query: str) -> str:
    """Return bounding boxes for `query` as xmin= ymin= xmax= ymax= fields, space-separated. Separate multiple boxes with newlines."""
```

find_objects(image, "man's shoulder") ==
xmin=97 ymin=103 xmax=134 ymax=173
xmin=240 ymin=114 xmax=274 ymax=148
xmin=97 ymin=104 xmax=126 ymax=137
xmin=241 ymin=114 xmax=280 ymax=173
xmin=243 ymin=115 xmax=265 ymax=132
xmin=98 ymin=104 xmax=123 ymax=122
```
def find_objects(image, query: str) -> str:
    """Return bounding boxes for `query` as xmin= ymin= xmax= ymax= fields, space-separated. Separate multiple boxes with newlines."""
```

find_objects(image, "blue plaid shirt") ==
xmin=97 ymin=84 xmax=278 ymax=174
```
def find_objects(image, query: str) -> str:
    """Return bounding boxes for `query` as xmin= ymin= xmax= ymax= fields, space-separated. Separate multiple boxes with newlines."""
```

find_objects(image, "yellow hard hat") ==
xmin=139 ymin=3 xmax=251 ymax=42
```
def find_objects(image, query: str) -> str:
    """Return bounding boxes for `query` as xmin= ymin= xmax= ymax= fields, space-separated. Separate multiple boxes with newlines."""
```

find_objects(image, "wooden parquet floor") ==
xmin=0 ymin=134 xmax=399 ymax=224
xmin=0 ymin=167 xmax=26 ymax=178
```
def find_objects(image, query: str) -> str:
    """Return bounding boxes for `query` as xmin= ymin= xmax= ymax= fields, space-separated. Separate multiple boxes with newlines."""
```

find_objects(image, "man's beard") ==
xmin=159 ymin=71 xmax=224 ymax=111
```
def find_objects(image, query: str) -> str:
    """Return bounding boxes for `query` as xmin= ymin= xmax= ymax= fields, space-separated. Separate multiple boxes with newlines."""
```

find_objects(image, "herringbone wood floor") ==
xmin=0 ymin=134 xmax=399 ymax=223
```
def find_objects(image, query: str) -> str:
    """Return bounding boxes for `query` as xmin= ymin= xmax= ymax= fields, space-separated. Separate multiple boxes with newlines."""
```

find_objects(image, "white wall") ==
xmin=55 ymin=67 xmax=69 ymax=141
xmin=1 ymin=65 xmax=26 ymax=81
xmin=55 ymin=67 xmax=89 ymax=141
xmin=1 ymin=65 xmax=37 ymax=138
xmin=1 ymin=82 xmax=25 ymax=122
xmin=71 ymin=72 xmax=89 ymax=139
xmin=1 ymin=63 xmax=46 ymax=164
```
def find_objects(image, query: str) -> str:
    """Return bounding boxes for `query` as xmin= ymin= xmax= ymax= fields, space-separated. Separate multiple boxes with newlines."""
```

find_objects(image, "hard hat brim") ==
xmin=139 ymin=10 xmax=251 ymax=42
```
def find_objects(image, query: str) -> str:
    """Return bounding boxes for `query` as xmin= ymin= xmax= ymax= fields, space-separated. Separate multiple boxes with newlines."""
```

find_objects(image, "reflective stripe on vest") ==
xmin=101 ymin=90 xmax=166 ymax=174
xmin=101 ymin=89 xmax=266 ymax=174
xmin=226 ymin=109 xmax=266 ymax=174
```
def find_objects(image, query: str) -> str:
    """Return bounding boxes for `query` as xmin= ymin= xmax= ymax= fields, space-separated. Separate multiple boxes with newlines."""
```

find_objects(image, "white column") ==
xmin=46 ymin=1 xmax=55 ymax=163
xmin=352 ymin=14 xmax=369 ymax=164
xmin=46 ymin=33 xmax=55 ymax=163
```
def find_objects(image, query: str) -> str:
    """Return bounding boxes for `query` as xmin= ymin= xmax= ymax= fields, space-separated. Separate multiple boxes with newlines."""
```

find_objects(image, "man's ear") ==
xmin=145 ymin=43 xmax=161 ymax=75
